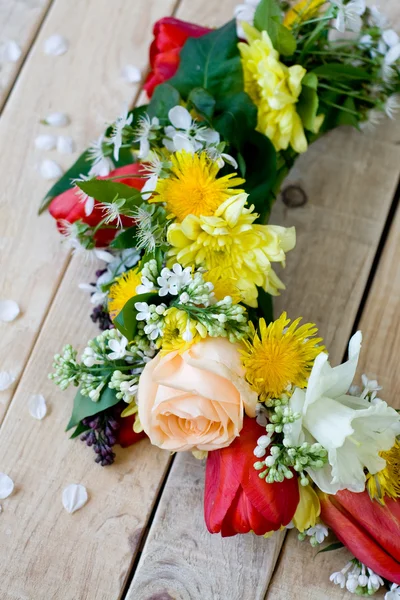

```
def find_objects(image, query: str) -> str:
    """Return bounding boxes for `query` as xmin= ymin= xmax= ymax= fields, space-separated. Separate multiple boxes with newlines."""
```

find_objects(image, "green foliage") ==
xmin=113 ymin=292 xmax=158 ymax=340
xmin=257 ymin=287 xmax=274 ymax=323
xmin=297 ymin=73 xmax=320 ymax=132
xmin=66 ymin=387 xmax=120 ymax=432
xmin=311 ymin=63 xmax=370 ymax=81
xmin=110 ymin=226 xmax=138 ymax=249
xmin=254 ymin=0 xmax=296 ymax=56
xmin=187 ymin=87 xmax=216 ymax=121
xmin=213 ymin=92 xmax=257 ymax=148
xmin=77 ymin=179 xmax=143 ymax=211
xmin=316 ymin=542 xmax=344 ymax=555
xmin=146 ymin=83 xmax=181 ymax=122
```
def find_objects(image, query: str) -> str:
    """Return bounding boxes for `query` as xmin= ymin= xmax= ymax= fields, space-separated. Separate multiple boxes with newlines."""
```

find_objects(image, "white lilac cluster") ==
xmin=330 ymin=559 xmax=385 ymax=595
xmin=298 ymin=523 xmax=329 ymax=547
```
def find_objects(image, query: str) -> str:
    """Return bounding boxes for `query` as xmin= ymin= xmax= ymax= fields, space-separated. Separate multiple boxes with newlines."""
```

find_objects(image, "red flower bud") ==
xmin=204 ymin=417 xmax=300 ymax=537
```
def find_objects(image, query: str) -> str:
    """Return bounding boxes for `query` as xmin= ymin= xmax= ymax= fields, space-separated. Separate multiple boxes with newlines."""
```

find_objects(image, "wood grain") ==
xmin=0 ymin=0 xmax=176 ymax=422
xmin=0 ymin=0 xmax=53 ymax=110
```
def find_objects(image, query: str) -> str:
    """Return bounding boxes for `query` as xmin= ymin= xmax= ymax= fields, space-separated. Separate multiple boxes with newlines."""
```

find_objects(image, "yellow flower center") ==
xmin=153 ymin=150 xmax=245 ymax=222
xmin=367 ymin=440 xmax=400 ymax=503
xmin=160 ymin=307 xmax=205 ymax=355
xmin=108 ymin=268 xmax=142 ymax=319
xmin=284 ymin=0 xmax=325 ymax=29
xmin=241 ymin=312 xmax=324 ymax=400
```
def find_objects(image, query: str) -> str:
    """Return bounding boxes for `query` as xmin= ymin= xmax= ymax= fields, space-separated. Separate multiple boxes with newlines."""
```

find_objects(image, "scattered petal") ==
xmin=0 ymin=474 xmax=14 ymax=499
xmin=43 ymin=112 xmax=70 ymax=127
xmin=28 ymin=394 xmax=47 ymax=420
xmin=121 ymin=64 xmax=141 ymax=84
xmin=62 ymin=484 xmax=88 ymax=514
xmin=39 ymin=159 xmax=63 ymax=180
xmin=35 ymin=134 xmax=57 ymax=151
xmin=57 ymin=135 xmax=75 ymax=154
xmin=94 ymin=249 xmax=114 ymax=263
xmin=0 ymin=300 xmax=20 ymax=322
xmin=44 ymin=34 xmax=69 ymax=56
xmin=4 ymin=40 xmax=22 ymax=62
xmin=0 ymin=372 xmax=15 ymax=392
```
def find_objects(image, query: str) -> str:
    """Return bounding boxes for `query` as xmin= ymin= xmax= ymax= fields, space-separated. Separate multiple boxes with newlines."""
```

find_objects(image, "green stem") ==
xmin=322 ymin=99 xmax=360 ymax=116
xmin=319 ymin=83 xmax=376 ymax=103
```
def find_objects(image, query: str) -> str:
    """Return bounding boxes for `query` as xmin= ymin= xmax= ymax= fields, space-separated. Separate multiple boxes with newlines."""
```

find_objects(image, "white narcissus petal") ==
xmin=172 ymin=133 xmax=195 ymax=153
xmin=121 ymin=64 xmax=141 ymax=84
xmin=0 ymin=300 xmax=20 ymax=322
xmin=44 ymin=34 xmax=69 ymax=56
xmin=43 ymin=112 xmax=70 ymax=127
xmin=57 ymin=135 xmax=75 ymax=154
xmin=39 ymin=159 xmax=63 ymax=180
xmin=35 ymin=134 xmax=57 ymax=150
xmin=0 ymin=473 xmax=14 ymax=499
xmin=0 ymin=372 xmax=16 ymax=391
xmin=28 ymin=394 xmax=47 ymax=420
xmin=168 ymin=106 xmax=192 ymax=130
xmin=4 ymin=40 xmax=22 ymax=62
xmin=62 ymin=484 xmax=88 ymax=514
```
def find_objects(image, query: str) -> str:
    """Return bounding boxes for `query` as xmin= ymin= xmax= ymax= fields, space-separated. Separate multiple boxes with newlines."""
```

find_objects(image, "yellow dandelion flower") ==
xmin=167 ymin=193 xmax=296 ymax=307
xmin=153 ymin=150 xmax=245 ymax=222
xmin=367 ymin=440 xmax=400 ymax=503
xmin=284 ymin=0 xmax=325 ymax=29
xmin=108 ymin=268 xmax=143 ymax=319
xmin=241 ymin=312 xmax=325 ymax=400
xmin=159 ymin=307 xmax=206 ymax=355
xmin=239 ymin=24 xmax=308 ymax=153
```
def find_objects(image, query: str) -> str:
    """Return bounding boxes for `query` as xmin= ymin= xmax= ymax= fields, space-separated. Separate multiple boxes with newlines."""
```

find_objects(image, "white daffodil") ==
xmin=109 ymin=106 xmax=133 ymax=161
xmin=287 ymin=331 xmax=400 ymax=494
xmin=163 ymin=106 xmax=220 ymax=154
xmin=134 ymin=114 xmax=161 ymax=159
xmin=330 ymin=0 xmax=366 ymax=33
xmin=234 ymin=0 xmax=260 ymax=38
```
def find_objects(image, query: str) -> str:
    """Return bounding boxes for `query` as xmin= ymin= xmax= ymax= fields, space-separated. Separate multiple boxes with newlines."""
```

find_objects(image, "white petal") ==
xmin=142 ymin=175 xmax=158 ymax=200
xmin=35 ymin=134 xmax=57 ymax=150
xmin=382 ymin=29 xmax=399 ymax=48
xmin=346 ymin=13 xmax=363 ymax=33
xmin=78 ymin=283 xmax=94 ymax=291
xmin=44 ymin=34 xmax=69 ymax=56
xmin=0 ymin=299 xmax=20 ymax=322
xmin=43 ymin=112 xmax=70 ymax=127
xmin=28 ymin=394 xmax=47 ymax=420
xmin=94 ymin=249 xmax=114 ymax=263
xmin=39 ymin=159 xmax=63 ymax=180
xmin=168 ymin=106 xmax=192 ymax=130
xmin=4 ymin=40 xmax=22 ymax=62
xmin=197 ymin=129 xmax=220 ymax=145
xmin=0 ymin=473 xmax=14 ymax=499
xmin=84 ymin=196 xmax=95 ymax=216
xmin=57 ymin=135 xmax=75 ymax=154
xmin=121 ymin=64 xmax=141 ymax=84
xmin=173 ymin=133 xmax=195 ymax=153
xmin=385 ymin=44 xmax=400 ymax=65
xmin=350 ymin=0 xmax=366 ymax=16
xmin=62 ymin=484 xmax=88 ymax=514
xmin=335 ymin=12 xmax=346 ymax=33
xmin=0 ymin=372 xmax=16 ymax=392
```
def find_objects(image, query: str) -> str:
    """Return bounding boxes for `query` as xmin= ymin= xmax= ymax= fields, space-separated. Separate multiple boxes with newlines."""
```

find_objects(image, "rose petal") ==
xmin=43 ymin=112 xmax=70 ymax=127
xmin=4 ymin=40 xmax=22 ymax=62
xmin=0 ymin=473 xmax=14 ymax=499
xmin=39 ymin=159 xmax=63 ymax=180
xmin=121 ymin=64 xmax=141 ymax=84
xmin=28 ymin=394 xmax=47 ymax=420
xmin=0 ymin=300 xmax=20 ymax=322
xmin=0 ymin=372 xmax=15 ymax=392
xmin=44 ymin=34 xmax=69 ymax=56
xmin=35 ymin=134 xmax=57 ymax=151
xmin=62 ymin=484 xmax=88 ymax=514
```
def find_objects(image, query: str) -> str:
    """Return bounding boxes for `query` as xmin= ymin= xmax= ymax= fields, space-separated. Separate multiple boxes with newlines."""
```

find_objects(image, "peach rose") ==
xmin=138 ymin=337 xmax=258 ymax=452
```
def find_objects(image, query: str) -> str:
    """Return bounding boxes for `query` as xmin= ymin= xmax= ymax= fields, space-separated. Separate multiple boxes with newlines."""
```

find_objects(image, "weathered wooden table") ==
xmin=0 ymin=1 xmax=399 ymax=598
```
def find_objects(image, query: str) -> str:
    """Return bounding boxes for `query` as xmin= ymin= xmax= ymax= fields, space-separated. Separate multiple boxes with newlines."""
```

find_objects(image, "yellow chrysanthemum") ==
xmin=284 ymin=0 xmax=325 ymax=29
xmin=153 ymin=150 xmax=245 ymax=222
xmin=108 ymin=268 xmax=142 ymax=319
xmin=366 ymin=440 xmax=400 ymax=503
xmin=203 ymin=268 xmax=242 ymax=304
xmin=241 ymin=312 xmax=325 ymax=400
xmin=239 ymin=25 xmax=308 ymax=153
xmin=167 ymin=193 xmax=295 ymax=307
xmin=159 ymin=307 xmax=206 ymax=355
xmin=292 ymin=482 xmax=321 ymax=532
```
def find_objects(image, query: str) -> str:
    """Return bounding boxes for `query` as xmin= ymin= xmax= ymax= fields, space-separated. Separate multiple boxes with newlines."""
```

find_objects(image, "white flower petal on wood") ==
xmin=0 ymin=372 xmax=16 ymax=392
xmin=44 ymin=34 xmax=69 ymax=56
xmin=35 ymin=134 xmax=57 ymax=151
xmin=57 ymin=135 xmax=75 ymax=154
xmin=43 ymin=112 xmax=70 ymax=127
xmin=28 ymin=394 xmax=47 ymax=420
xmin=0 ymin=474 xmax=14 ymax=499
xmin=4 ymin=40 xmax=22 ymax=62
xmin=0 ymin=300 xmax=20 ymax=322
xmin=39 ymin=159 xmax=63 ymax=180
xmin=121 ymin=64 xmax=141 ymax=84
xmin=62 ymin=484 xmax=88 ymax=514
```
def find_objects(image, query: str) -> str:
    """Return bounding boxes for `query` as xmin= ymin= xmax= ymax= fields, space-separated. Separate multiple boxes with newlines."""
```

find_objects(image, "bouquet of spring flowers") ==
xmin=42 ymin=0 xmax=400 ymax=596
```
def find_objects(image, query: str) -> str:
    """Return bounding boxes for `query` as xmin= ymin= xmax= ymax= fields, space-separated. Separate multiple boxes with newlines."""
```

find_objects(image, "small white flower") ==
xmin=306 ymin=524 xmax=329 ymax=544
xmin=44 ymin=34 xmax=69 ymax=56
xmin=0 ymin=473 xmax=14 ymax=499
xmin=253 ymin=445 xmax=267 ymax=458
xmin=346 ymin=574 xmax=359 ymax=593
xmin=386 ymin=583 xmax=400 ymax=600
xmin=134 ymin=114 xmax=160 ymax=159
xmin=0 ymin=299 xmax=20 ymax=322
xmin=4 ymin=40 xmax=22 ymax=62
xmin=330 ymin=0 xmax=366 ymax=33
xmin=121 ymin=64 xmax=141 ymax=84
xmin=107 ymin=336 xmax=128 ymax=360
xmin=136 ymin=275 xmax=155 ymax=295
xmin=206 ymin=145 xmax=238 ymax=169
xmin=35 ymin=134 xmax=57 ymax=150
xmin=360 ymin=373 xmax=382 ymax=397
xmin=368 ymin=6 xmax=388 ymax=29
xmin=101 ymin=199 xmax=125 ymax=227
xmin=0 ymin=372 xmax=16 ymax=391
xmin=163 ymin=106 xmax=219 ymax=153
xmin=385 ymin=94 xmax=400 ymax=119
xmin=367 ymin=569 xmax=384 ymax=592
xmin=144 ymin=322 xmax=163 ymax=340
xmin=135 ymin=302 xmax=152 ymax=321
xmin=87 ymin=134 xmax=114 ymax=177
xmin=382 ymin=29 xmax=399 ymax=48
xmin=28 ymin=394 xmax=47 ymax=420
xmin=57 ymin=135 xmax=75 ymax=154
xmin=62 ymin=484 xmax=88 ymax=514
xmin=157 ymin=264 xmax=192 ymax=297
xmin=43 ymin=111 xmax=70 ymax=127
xmin=109 ymin=105 xmax=133 ymax=161
xmin=360 ymin=109 xmax=384 ymax=132
xmin=39 ymin=159 xmax=63 ymax=180
xmin=330 ymin=570 xmax=347 ymax=588
xmin=72 ymin=175 xmax=95 ymax=216
xmin=385 ymin=43 xmax=400 ymax=66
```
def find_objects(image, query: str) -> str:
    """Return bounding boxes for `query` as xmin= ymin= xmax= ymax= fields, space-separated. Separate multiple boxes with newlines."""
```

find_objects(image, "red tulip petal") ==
xmin=204 ymin=447 xmax=241 ymax=534
xmin=117 ymin=413 xmax=147 ymax=448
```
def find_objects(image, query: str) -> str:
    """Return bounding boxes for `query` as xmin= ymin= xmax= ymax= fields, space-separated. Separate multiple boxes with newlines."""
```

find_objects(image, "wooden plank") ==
xmin=0 ymin=0 xmax=177 ymax=422
xmin=0 ymin=0 xmax=53 ymax=110
xmin=127 ymin=4 xmax=400 ymax=600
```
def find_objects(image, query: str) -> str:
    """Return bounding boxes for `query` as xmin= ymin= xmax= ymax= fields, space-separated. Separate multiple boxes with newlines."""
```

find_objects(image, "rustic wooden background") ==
xmin=0 ymin=0 xmax=399 ymax=598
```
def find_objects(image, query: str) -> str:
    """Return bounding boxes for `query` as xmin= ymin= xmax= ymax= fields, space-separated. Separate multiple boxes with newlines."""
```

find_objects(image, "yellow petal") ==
xmin=292 ymin=483 xmax=321 ymax=532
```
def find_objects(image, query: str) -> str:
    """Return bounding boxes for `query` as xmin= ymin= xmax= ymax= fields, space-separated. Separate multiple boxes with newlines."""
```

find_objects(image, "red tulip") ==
xmin=49 ymin=163 xmax=146 ymax=247
xmin=116 ymin=412 xmax=147 ymax=448
xmin=204 ymin=417 xmax=300 ymax=537
xmin=320 ymin=490 xmax=400 ymax=584
xmin=144 ymin=17 xmax=211 ymax=97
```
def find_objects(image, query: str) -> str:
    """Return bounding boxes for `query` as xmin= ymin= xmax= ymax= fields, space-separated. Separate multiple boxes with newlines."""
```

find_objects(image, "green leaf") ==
xmin=312 ymin=64 xmax=369 ymax=81
xmin=257 ymin=288 xmax=274 ymax=323
xmin=77 ymin=179 xmax=143 ymax=209
xmin=113 ymin=292 xmax=158 ymax=340
xmin=297 ymin=83 xmax=320 ymax=132
xmin=147 ymin=83 xmax=181 ymax=122
xmin=316 ymin=542 xmax=344 ymax=555
xmin=187 ymin=87 xmax=216 ymax=120
xmin=66 ymin=387 xmax=120 ymax=431
xmin=170 ymin=21 xmax=243 ymax=101
xmin=254 ymin=0 xmax=296 ymax=56
xmin=335 ymin=96 xmax=359 ymax=128
xmin=69 ymin=421 xmax=90 ymax=439
xmin=213 ymin=92 xmax=257 ymax=148
xmin=110 ymin=226 xmax=138 ymax=249
xmin=38 ymin=149 xmax=92 ymax=214
xmin=254 ymin=0 xmax=281 ymax=31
